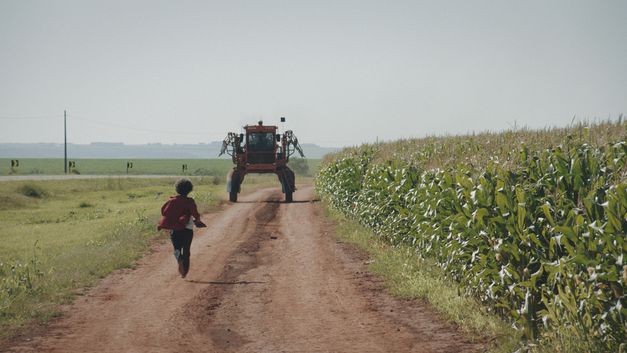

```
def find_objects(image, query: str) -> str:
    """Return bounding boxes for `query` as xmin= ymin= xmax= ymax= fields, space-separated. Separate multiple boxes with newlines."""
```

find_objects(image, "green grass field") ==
xmin=0 ymin=158 xmax=321 ymax=178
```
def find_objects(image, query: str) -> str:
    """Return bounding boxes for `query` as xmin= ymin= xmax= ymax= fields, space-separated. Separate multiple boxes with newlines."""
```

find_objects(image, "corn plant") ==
xmin=316 ymin=122 xmax=626 ymax=351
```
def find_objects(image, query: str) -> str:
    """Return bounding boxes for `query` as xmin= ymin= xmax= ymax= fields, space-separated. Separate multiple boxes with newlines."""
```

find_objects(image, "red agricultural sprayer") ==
xmin=219 ymin=118 xmax=304 ymax=202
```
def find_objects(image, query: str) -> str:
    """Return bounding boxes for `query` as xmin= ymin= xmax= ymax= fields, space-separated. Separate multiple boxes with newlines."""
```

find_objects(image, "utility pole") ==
xmin=64 ymin=110 xmax=67 ymax=174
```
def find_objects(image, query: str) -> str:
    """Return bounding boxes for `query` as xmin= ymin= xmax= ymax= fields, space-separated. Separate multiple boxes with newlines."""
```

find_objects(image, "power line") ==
xmin=0 ymin=114 xmax=212 ymax=137
xmin=1 ymin=112 xmax=227 ymax=140
xmin=0 ymin=115 xmax=58 ymax=120
xmin=71 ymin=116 xmax=219 ymax=137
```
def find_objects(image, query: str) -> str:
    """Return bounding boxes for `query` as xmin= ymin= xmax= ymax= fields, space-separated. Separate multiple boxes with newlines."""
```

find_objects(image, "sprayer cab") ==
xmin=219 ymin=119 xmax=304 ymax=202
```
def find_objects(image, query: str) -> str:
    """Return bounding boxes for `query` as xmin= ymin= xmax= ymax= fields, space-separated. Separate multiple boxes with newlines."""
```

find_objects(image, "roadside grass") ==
xmin=0 ymin=177 xmax=225 ymax=341
xmin=324 ymin=205 xmax=521 ymax=353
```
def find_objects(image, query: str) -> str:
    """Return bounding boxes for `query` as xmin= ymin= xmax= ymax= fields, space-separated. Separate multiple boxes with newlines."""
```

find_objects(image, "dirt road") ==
xmin=5 ymin=186 xmax=483 ymax=353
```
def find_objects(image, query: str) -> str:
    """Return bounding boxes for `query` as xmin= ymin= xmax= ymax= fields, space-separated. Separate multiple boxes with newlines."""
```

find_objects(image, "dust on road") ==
xmin=4 ymin=186 xmax=483 ymax=353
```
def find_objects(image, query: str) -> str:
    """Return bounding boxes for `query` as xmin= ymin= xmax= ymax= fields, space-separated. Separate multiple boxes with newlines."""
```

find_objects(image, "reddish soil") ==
xmin=4 ymin=186 xmax=484 ymax=353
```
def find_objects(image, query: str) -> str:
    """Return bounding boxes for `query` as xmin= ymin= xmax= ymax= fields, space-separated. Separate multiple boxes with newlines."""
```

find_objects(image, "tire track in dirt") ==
xmin=3 ymin=186 xmax=485 ymax=353
xmin=183 ymin=195 xmax=282 ymax=352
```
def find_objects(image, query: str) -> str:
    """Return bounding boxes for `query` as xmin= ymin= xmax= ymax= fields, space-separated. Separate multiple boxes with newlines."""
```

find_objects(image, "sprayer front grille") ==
xmin=247 ymin=152 xmax=275 ymax=164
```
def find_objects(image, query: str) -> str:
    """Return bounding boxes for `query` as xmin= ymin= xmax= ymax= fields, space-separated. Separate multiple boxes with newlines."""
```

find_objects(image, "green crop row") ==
xmin=316 ymin=126 xmax=626 ymax=352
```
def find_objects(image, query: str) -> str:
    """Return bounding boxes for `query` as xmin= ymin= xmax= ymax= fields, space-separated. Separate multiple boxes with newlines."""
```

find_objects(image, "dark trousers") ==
xmin=170 ymin=229 xmax=193 ymax=275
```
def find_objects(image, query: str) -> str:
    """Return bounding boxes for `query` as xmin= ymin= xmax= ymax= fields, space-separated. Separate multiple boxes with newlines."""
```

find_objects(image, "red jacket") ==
xmin=158 ymin=195 xmax=201 ymax=231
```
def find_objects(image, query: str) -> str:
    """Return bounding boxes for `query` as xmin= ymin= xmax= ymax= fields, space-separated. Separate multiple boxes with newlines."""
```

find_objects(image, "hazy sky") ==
xmin=1 ymin=0 xmax=625 ymax=147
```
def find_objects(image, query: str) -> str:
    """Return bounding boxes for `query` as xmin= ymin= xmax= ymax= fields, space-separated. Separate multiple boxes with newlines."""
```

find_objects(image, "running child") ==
xmin=158 ymin=178 xmax=206 ymax=278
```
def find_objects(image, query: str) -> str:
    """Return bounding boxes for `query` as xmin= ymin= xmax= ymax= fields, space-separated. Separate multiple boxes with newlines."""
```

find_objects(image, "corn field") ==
xmin=316 ymin=121 xmax=626 ymax=351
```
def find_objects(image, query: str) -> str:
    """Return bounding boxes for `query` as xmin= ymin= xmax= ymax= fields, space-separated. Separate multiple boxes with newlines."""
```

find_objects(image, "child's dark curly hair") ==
xmin=175 ymin=178 xmax=193 ymax=196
